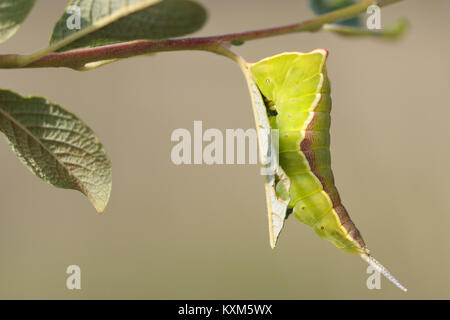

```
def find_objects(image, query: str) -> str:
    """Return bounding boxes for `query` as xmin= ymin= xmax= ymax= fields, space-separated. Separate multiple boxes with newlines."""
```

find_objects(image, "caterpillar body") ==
xmin=248 ymin=49 xmax=407 ymax=291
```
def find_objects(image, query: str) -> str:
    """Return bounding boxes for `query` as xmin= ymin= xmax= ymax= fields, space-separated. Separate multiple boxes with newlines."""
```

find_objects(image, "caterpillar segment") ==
xmin=249 ymin=49 xmax=407 ymax=292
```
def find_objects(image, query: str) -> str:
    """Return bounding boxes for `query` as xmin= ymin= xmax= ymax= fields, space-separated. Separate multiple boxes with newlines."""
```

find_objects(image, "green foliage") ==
xmin=245 ymin=78 xmax=291 ymax=248
xmin=0 ymin=0 xmax=209 ymax=212
xmin=0 ymin=0 xmax=35 ymax=43
xmin=50 ymin=0 xmax=207 ymax=51
xmin=325 ymin=19 xmax=408 ymax=39
xmin=0 ymin=0 xmax=409 ymax=292
xmin=309 ymin=0 xmax=361 ymax=26
xmin=0 ymin=0 xmax=407 ymax=217
xmin=0 ymin=89 xmax=112 ymax=213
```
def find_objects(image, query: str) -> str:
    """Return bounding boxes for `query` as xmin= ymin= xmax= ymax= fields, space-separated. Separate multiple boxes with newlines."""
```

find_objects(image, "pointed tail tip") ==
xmin=360 ymin=253 xmax=408 ymax=292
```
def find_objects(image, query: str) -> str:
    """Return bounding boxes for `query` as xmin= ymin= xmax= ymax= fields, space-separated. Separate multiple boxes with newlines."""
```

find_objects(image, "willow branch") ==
xmin=0 ymin=0 xmax=404 ymax=70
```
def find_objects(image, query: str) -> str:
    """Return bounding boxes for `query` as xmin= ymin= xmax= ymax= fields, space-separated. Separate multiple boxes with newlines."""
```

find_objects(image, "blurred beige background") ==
xmin=0 ymin=0 xmax=449 ymax=299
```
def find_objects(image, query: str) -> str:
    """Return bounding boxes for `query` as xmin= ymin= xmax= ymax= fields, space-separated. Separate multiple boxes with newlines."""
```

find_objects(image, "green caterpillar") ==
xmin=248 ymin=49 xmax=406 ymax=291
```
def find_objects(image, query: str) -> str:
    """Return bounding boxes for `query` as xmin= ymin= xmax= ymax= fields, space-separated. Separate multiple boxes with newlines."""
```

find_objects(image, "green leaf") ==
xmin=0 ymin=0 xmax=35 ymax=43
xmin=50 ymin=0 xmax=207 ymax=52
xmin=323 ymin=19 xmax=408 ymax=39
xmin=0 ymin=89 xmax=112 ymax=213
xmin=242 ymin=67 xmax=291 ymax=248
xmin=309 ymin=0 xmax=360 ymax=27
